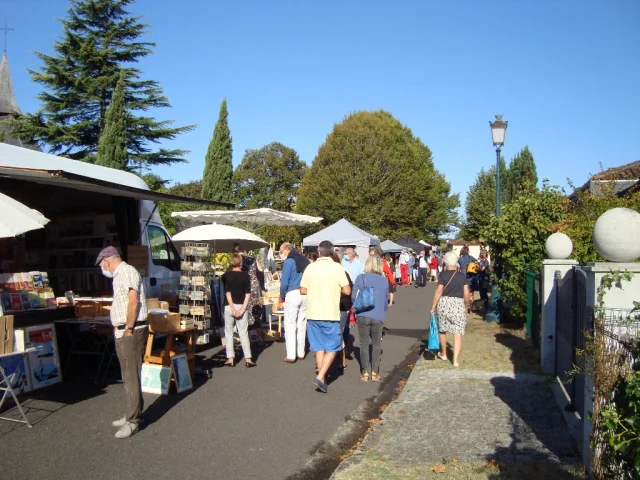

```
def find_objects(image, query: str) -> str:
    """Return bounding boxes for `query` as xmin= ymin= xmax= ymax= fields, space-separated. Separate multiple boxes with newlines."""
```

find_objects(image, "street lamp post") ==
xmin=486 ymin=114 xmax=507 ymax=323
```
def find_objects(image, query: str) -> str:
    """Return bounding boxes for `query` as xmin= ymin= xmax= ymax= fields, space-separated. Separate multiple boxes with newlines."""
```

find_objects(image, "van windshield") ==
xmin=147 ymin=225 xmax=180 ymax=271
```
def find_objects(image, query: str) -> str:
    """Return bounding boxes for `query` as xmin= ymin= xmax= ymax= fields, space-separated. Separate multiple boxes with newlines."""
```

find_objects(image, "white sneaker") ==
xmin=112 ymin=416 xmax=126 ymax=428
xmin=114 ymin=422 xmax=139 ymax=439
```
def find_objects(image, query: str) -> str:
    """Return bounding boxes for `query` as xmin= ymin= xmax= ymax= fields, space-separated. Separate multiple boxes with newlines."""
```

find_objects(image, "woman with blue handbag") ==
xmin=351 ymin=254 xmax=389 ymax=382
xmin=430 ymin=251 xmax=471 ymax=367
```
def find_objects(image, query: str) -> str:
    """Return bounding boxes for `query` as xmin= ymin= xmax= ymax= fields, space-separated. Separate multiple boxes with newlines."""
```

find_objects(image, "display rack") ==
xmin=179 ymin=243 xmax=213 ymax=345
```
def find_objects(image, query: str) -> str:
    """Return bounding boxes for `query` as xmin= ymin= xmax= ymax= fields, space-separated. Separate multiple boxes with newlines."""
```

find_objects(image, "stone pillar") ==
xmin=581 ymin=261 xmax=640 ymax=470
xmin=540 ymin=259 xmax=579 ymax=374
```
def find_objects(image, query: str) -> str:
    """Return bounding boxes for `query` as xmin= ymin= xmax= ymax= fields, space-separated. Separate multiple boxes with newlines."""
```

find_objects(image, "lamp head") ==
xmin=490 ymin=114 xmax=508 ymax=147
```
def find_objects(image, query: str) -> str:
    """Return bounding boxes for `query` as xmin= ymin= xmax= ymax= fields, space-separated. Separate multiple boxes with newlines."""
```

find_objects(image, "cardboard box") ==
xmin=0 ymin=315 xmax=14 ymax=355
xmin=147 ymin=311 xmax=181 ymax=333
xmin=146 ymin=298 xmax=160 ymax=310
xmin=160 ymin=294 xmax=178 ymax=308
xmin=74 ymin=299 xmax=112 ymax=318
xmin=159 ymin=301 xmax=169 ymax=310
xmin=127 ymin=245 xmax=149 ymax=277
xmin=75 ymin=303 xmax=98 ymax=317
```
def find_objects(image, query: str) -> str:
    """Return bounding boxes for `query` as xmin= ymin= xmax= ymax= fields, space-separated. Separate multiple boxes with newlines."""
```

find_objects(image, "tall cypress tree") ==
xmin=201 ymin=99 xmax=233 ymax=203
xmin=96 ymin=71 xmax=127 ymax=169
xmin=13 ymin=0 xmax=193 ymax=167
xmin=505 ymin=146 xmax=538 ymax=202
xmin=461 ymin=155 xmax=508 ymax=240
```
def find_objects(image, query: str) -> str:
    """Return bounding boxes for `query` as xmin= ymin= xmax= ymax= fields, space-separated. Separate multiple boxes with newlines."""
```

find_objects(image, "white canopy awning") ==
xmin=171 ymin=208 xmax=322 ymax=229
xmin=172 ymin=223 xmax=268 ymax=252
xmin=0 ymin=192 xmax=50 ymax=238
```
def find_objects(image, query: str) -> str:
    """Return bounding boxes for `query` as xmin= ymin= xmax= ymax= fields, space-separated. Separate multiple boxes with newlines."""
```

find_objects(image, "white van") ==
xmin=0 ymin=143 xmax=231 ymax=299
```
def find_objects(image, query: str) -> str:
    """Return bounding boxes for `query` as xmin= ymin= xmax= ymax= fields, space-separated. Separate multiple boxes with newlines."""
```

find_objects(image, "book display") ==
xmin=179 ymin=243 xmax=214 ymax=345
xmin=0 ymin=271 xmax=56 ymax=313
xmin=45 ymin=214 xmax=118 ymax=295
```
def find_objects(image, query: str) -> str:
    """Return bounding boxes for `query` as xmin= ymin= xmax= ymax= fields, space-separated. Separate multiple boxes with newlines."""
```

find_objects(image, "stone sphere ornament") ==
xmin=545 ymin=232 xmax=573 ymax=259
xmin=593 ymin=208 xmax=640 ymax=262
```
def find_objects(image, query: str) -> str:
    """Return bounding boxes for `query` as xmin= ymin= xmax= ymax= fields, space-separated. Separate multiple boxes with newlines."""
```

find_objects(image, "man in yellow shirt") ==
xmin=300 ymin=240 xmax=351 ymax=393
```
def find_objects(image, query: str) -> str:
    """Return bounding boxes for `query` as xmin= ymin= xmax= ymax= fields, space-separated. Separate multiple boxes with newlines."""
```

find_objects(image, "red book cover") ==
xmin=11 ymin=293 xmax=23 ymax=311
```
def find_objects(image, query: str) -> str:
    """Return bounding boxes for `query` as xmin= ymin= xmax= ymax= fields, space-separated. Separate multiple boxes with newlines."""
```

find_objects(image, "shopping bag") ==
xmin=428 ymin=313 xmax=439 ymax=350
xmin=349 ymin=308 xmax=356 ymax=326
xmin=353 ymin=276 xmax=375 ymax=314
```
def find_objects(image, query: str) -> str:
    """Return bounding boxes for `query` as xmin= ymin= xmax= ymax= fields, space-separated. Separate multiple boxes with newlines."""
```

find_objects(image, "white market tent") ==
xmin=303 ymin=218 xmax=380 ymax=260
xmin=380 ymin=239 xmax=406 ymax=253
xmin=171 ymin=208 xmax=322 ymax=231
xmin=172 ymin=223 xmax=268 ymax=252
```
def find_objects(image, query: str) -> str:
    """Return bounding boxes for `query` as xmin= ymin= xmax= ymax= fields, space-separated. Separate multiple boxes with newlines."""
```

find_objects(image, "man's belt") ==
xmin=116 ymin=321 xmax=147 ymax=330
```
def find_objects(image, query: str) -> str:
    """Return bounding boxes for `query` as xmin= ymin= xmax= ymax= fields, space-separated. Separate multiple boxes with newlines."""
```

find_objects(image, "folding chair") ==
xmin=0 ymin=350 xmax=33 ymax=428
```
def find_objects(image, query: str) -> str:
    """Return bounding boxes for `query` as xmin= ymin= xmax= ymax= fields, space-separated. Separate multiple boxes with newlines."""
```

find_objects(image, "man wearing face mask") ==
xmin=341 ymin=247 xmax=364 ymax=284
xmin=95 ymin=246 xmax=148 ymax=439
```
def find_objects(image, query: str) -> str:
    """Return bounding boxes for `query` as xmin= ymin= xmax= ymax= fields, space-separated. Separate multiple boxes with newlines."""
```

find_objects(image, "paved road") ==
xmin=0 ymin=283 xmax=435 ymax=480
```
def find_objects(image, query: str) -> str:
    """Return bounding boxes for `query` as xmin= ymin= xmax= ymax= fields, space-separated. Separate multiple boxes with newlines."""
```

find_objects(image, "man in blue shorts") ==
xmin=300 ymin=240 xmax=351 ymax=393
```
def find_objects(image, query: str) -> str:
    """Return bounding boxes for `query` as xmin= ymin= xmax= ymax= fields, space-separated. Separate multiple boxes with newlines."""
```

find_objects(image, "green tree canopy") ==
xmin=96 ymin=70 xmax=127 ymax=169
xmin=146 ymin=180 xmax=205 ymax=235
xmin=482 ymin=182 xmax=568 ymax=318
xmin=13 ymin=0 xmax=193 ymax=168
xmin=505 ymin=146 xmax=538 ymax=202
xmin=233 ymin=142 xmax=306 ymax=211
xmin=460 ymin=156 xmax=507 ymax=241
xmin=296 ymin=110 xmax=459 ymax=241
xmin=201 ymin=99 xmax=233 ymax=203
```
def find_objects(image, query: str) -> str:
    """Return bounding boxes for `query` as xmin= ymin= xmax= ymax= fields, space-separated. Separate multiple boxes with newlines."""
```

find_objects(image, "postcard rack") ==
xmin=179 ymin=243 xmax=213 ymax=345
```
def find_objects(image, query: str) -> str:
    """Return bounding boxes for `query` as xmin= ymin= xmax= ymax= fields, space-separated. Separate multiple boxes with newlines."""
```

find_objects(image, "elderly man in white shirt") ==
xmin=96 ymin=246 xmax=148 ymax=439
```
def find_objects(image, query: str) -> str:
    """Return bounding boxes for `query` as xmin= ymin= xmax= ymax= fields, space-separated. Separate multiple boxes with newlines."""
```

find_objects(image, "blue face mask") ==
xmin=101 ymin=267 xmax=113 ymax=279
xmin=344 ymin=255 xmax=349 ymax=261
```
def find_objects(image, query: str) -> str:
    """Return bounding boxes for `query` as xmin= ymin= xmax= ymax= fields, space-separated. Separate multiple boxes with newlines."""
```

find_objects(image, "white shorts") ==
xmin=430 ymin=269 xmax=438 ymax=277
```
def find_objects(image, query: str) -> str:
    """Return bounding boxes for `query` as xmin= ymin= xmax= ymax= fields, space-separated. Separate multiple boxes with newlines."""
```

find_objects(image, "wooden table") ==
xmin=144 ymin=328 xmax=196 ymax=377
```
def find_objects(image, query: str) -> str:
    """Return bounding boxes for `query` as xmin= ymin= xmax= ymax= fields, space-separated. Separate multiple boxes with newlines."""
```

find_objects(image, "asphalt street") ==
xmin=0 ymin=282 xmax=435 ymax=480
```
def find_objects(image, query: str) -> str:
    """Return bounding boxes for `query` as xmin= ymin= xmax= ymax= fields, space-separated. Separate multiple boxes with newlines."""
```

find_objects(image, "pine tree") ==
xmin=96 ymin=71 xmax=127 ymax=169
xmin=504 ymin=146 xmax=538 ymax=202
xmin=201 ymin=99 xmax=233 ymax=203
xmin=13 ymin=0 xmax=193 ymax=167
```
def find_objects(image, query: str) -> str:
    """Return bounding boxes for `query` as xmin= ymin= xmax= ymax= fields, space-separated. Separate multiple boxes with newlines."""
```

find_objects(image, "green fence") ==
xmin=524 ymin=270 xmax=541 ymax=348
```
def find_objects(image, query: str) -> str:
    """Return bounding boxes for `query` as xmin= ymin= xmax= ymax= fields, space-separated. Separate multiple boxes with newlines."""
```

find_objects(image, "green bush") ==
xmin=482 ymin=182 xmax=568 ymax=319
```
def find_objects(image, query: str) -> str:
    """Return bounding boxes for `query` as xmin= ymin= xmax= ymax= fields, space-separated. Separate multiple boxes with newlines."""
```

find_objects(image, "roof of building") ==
xmin=571 ymin=160 xmax=640 ymax=200
xmin=0 ymin=50 xmax=41 ymax=151
xmin=0 ymin=51 xmax=20 ymax=115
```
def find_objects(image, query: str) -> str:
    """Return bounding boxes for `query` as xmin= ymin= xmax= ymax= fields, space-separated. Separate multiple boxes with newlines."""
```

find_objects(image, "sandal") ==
xmin=437 ymin=353 xmax=447 ymax=362
xmin=224 ymin=359 xmax=235 ymax=367
xmin=371 ymin=372 xmax=381 ymax=382
xmin=360 ymin=372 xmax=369 ymax=382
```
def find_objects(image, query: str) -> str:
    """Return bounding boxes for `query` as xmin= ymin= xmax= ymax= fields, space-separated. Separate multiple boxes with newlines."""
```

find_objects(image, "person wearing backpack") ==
xmin=351 ymin=254 xmax=389 ymax=382
xmin=457 ymin=246 xmax=477 ymax=309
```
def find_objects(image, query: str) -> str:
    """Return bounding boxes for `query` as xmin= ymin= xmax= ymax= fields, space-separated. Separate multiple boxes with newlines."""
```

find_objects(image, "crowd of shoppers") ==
xmin=218 ymin=241 xmax=488 ymax=392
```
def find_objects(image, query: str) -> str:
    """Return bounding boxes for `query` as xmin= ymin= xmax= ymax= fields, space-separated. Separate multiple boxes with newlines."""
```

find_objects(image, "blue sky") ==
xmin=4 ymin=0 xmax=640 ymax=207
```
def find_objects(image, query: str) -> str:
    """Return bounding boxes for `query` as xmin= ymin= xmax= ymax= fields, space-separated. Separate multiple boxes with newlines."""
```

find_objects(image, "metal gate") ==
xmin=555 ymin=267 xmax=592 ymax=416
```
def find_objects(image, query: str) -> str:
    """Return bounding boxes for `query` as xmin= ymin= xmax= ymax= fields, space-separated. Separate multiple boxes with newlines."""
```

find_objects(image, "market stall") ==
xmin=303 ymin=218 xmax=380 ymax=261
xmin=0 ymin=143 xmax=233 ymax=391
xmin=380 ymin=239 xmax=407 ymax=253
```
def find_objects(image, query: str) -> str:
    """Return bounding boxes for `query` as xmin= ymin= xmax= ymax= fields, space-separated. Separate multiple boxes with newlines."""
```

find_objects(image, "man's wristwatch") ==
xmin=126 ymin=326 xmax=135 ymax=331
